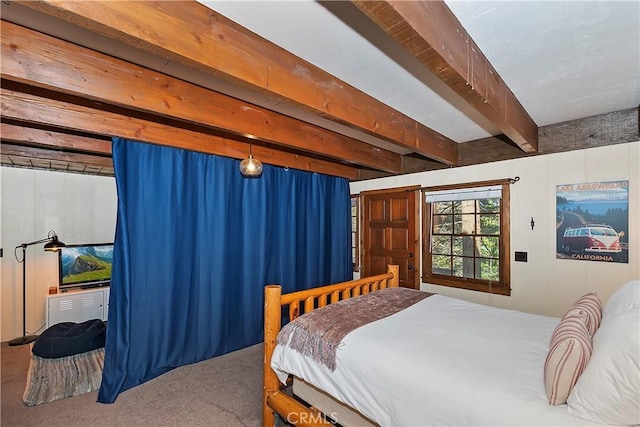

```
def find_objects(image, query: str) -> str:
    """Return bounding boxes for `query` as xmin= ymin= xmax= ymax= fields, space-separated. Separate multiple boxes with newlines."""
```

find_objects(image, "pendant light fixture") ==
xmin=239 ymin=143 xmax=263 ymax=177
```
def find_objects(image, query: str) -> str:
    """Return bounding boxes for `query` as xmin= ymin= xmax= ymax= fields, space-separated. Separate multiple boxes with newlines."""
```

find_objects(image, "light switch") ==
xmin=515 ymin=251 xmax=528 ymax=262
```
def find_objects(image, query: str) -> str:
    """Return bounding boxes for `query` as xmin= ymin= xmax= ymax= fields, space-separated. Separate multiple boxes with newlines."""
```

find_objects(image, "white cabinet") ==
xmin=46 ymin=287 xmax=110 ymax=328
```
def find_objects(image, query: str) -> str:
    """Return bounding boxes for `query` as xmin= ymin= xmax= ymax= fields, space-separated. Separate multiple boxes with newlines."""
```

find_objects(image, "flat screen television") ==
xmin=58 ymin=243 xmax=114 ymax=291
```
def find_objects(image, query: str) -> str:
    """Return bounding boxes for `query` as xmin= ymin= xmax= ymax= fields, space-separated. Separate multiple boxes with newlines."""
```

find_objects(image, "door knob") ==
xmin=408 ymin=265 xmax=413 ymax=270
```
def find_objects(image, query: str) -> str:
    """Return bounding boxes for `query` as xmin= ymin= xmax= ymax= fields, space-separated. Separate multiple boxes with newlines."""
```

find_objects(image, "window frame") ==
xmin=350 ymin=194 xmax=360 ymax=273
xmin=421 ymin=180 xmax=511 ymax=296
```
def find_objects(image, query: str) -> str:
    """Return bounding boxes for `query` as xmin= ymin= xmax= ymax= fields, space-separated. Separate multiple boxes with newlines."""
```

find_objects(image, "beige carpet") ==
xmin=1 ymin=341 xmax=263 ymax=426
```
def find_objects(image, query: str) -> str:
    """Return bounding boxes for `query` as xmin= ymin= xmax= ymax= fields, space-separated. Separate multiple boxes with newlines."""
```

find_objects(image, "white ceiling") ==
xmin=202 ymin=0 xmax=640 ymax=143
xmin=2 ymin=0 xmax=637 ymax=159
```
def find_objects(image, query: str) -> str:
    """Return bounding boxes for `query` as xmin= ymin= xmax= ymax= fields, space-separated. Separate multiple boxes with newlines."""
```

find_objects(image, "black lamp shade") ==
xmin=44 ymin=236 xmax=66 ymax=252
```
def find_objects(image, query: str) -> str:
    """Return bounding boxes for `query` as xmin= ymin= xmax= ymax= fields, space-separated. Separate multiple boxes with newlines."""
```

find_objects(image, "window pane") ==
xmin=453 ymin=236 xmax=474 ymax=256
xmin=351 ymin=216 xmax=357 ymax=229
xmin=453 ymin=215 xmax=462 ymax=234
xmin=478 ymin=198 xmax=500 ymax=213
xmin=432 ymin=235 xmax=452 ymax=255
xmin=452 ymin=257 xmax=463 ymax=277
xmin=460 ymin=200 xmax=476 ymax=214
xmin=479 ymin=258 xmax=500 ymax=281
xmin=432 ymin=255 xmax=451 ymax=275
xmin=452 ymin=257 xmax=475 ymax=278
xmin=352 ymin=248 xmax=356 ymax=260
xmin=434 ymin=201 xmax=453 ymax=214
xmin=477 ymin=214 xmax=500 ymax=235
xmin=433 ymin=215 xmax=453 ymax=234
xmin=452 ymin=200 xmax=476 ymax=214
xmin=476 ymin=236 xmax=499 ymax=258
xmin=456 ymin=214 xmax=475 ymax=234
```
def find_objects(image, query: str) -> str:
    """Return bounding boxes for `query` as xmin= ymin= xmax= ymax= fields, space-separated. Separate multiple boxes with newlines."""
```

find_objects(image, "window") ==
xmin=351 ymin=194 xmax=360 ymax=272
xmin=422 ymin=181 xmax=511 ymax=295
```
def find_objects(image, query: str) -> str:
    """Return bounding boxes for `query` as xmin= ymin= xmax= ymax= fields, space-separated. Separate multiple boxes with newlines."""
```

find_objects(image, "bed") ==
xmin=263 ymin=266 xmax=640 ymax=426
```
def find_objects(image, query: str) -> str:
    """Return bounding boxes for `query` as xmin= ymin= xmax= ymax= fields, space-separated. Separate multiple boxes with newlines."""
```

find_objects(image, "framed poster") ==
xmin=556 ymin=180 xmax=629 ymax=263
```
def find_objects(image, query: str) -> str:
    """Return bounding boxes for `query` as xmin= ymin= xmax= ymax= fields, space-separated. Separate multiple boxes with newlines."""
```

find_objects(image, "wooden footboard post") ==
xmin=264 ymin=285 xmax=282 ymax=427
xmin=388 ymin=264 xmax=399 ymax=288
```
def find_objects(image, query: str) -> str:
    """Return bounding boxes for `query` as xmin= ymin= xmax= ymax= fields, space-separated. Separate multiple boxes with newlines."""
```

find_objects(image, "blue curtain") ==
xmin=98 ymin=138 xmax=351 ymax=403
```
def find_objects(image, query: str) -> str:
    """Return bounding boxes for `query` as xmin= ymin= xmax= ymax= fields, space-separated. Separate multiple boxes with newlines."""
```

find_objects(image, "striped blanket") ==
xmin=23 ymin=347 xmax=105 ymax=406
xmin=277 ymin=287 xmax=431 ymax=371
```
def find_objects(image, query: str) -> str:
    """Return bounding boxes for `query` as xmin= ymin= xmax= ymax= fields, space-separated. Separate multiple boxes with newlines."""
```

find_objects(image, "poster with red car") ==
xmin=556 ymin=180 xmax=629 ymax=263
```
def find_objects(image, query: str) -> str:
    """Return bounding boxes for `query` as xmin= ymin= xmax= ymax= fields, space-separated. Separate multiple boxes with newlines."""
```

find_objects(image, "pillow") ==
xmin=32 ymin=319 xmax=106 ymax=358
xmin=561 ymin=292 xmax=602 ymax=336
xmin=544 ymin=315 xmax=592 ymax=405
xmin=602 ymin=279 xmax=640 ymax=320
xmin=567 ymin=281 xmax=640 ymax=425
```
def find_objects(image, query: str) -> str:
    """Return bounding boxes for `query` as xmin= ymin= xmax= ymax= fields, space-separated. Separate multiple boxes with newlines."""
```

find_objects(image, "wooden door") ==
xmin=362 ymin=186 xmax=419 ymax=289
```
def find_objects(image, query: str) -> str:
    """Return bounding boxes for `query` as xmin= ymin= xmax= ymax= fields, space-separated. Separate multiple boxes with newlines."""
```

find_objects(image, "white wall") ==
xmin=1 ymin=143 xmax=636 ymax=340
xmin=1 ymin=167 xmax=117 ymax=342
xmin=351 ymin=142 xmax=640 ymax=317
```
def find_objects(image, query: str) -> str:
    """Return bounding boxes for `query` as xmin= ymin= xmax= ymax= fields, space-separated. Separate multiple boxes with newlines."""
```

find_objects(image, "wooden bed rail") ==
xmin=263 ymin=265 xmax=399 ymax=427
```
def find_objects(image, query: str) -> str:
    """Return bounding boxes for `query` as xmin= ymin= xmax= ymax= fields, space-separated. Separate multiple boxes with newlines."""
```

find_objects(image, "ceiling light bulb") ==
xmin=240 ymin=155 xmax=263 ymax=177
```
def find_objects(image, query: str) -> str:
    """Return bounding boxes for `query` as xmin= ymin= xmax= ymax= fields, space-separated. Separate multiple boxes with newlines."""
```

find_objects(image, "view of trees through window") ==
xmin=431 ymin=198 xmax=500 ymax=281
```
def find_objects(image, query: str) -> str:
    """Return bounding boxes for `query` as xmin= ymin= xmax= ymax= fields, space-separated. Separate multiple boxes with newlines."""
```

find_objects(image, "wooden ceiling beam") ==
xmin=458 ymin=107 xmax=639 ymax=166
xmin=1 ymin=122 xmax=111 ymax=154
xmin=356 ymin=155 xmax=450 ymax=181
xmin=358 ymin=107 xmax=639 ymax=179
xmin=13 ymin=0 xmax=458 ymax=165
xmin=351 ymin=0 xmax=538 ymax=153
xmin=1 ymin=21 xmax=400 ymax=174
xmin=1 ymin=143 xmax=113 ymax=170
xmin=0 ymin=89 xmax=361 ymax=180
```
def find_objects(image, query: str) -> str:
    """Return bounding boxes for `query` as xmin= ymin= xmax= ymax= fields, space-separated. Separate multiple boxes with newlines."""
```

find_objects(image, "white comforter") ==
xmin=271 ymin=294 xmax=599 ymax=426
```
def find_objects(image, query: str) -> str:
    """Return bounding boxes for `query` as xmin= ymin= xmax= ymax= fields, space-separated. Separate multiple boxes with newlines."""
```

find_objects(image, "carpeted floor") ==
xmin=1 ymin=341 xmax=264 ymax=426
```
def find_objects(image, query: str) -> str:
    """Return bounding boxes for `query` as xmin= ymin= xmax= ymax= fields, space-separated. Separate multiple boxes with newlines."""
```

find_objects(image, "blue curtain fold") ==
xmin=98 ymin=137 xmax=351 ymax=403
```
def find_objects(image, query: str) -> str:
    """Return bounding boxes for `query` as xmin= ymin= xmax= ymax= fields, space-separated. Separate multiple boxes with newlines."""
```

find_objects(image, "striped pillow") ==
xmin=562 ymin=292 xmax=602 ymax=336
xmin=545 ymin=315 xmax=593 ymax=405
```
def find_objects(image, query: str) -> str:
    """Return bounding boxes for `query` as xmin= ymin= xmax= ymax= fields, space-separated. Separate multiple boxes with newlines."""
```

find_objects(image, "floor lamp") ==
xmin=9 ymin=230 xmax=66 ymax=346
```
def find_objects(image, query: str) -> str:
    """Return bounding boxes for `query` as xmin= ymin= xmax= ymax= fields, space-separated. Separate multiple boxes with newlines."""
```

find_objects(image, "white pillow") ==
xmin=602 ymin=279 xmax=640 ymax=320
xmin=566 ymin=281 xmax=640 ymax=425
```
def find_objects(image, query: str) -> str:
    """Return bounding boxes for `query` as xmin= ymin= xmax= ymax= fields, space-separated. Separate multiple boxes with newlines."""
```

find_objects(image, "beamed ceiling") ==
xmin=1 ymin=1 xmax=638 ymax=180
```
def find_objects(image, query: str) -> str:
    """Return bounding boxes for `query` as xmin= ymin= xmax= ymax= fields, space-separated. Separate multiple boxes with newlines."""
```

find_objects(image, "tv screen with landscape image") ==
xmin=58 ymin=243 xmax=114 ymax=290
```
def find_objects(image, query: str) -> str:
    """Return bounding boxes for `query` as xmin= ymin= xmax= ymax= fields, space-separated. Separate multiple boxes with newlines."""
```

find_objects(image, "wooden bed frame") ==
xmin=263 ymin=265 xmax=399 ymax=427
